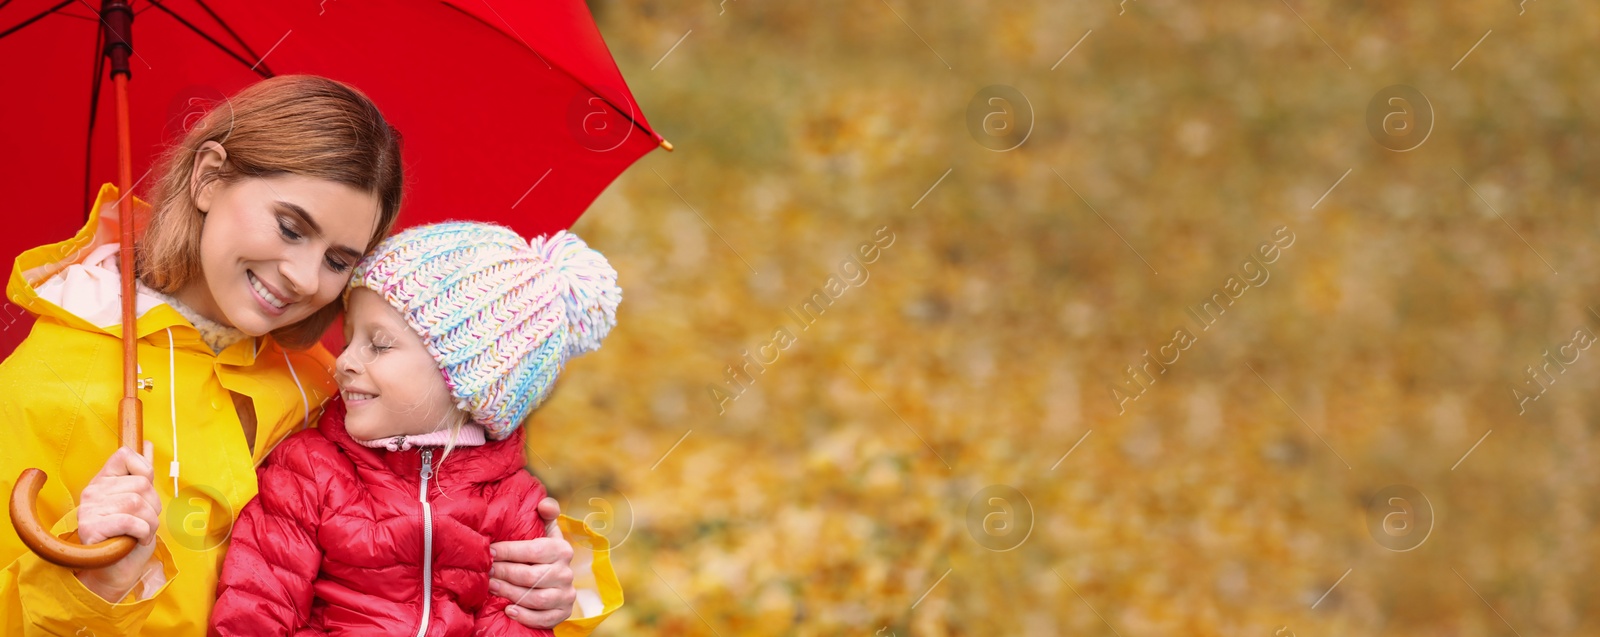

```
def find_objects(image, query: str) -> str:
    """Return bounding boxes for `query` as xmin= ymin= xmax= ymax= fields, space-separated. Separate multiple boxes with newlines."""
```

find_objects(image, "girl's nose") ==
xmin=335 ymin=348 xmax=363 ymax=377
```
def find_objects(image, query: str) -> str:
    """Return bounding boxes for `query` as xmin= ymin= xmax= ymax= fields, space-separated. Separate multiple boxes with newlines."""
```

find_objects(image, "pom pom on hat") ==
xmin=531 ymin=230 xmax=622 ymax=359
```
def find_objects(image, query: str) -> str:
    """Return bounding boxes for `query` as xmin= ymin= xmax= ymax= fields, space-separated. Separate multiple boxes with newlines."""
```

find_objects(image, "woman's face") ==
xmin=335 ymin=288 xmax=461 ymax=441
xmin=187 ymin=173 xmax=380 ymax=336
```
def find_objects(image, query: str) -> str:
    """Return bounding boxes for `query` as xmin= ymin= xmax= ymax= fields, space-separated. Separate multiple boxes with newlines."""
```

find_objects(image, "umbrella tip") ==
xmin=659 ymin=139 xmax=675 ymax=152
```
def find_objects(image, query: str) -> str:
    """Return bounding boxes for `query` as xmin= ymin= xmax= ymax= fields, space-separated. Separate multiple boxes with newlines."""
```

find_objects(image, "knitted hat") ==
xmin=345 ymin=222 xmax=621 ymax=439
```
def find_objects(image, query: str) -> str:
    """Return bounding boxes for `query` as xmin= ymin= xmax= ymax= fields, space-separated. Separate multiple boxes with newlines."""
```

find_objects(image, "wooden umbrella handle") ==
xmin=9 ymin=398 xmax=142 ymax=569
xmin=10 ymin=473 xmax=137 ymax=570
xmin=8 ymin=17 xmax=145 ymax=571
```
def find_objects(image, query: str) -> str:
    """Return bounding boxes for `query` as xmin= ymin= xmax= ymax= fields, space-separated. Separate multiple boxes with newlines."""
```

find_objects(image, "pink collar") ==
xmin=355 ymin=423 xmax=488 ymax=452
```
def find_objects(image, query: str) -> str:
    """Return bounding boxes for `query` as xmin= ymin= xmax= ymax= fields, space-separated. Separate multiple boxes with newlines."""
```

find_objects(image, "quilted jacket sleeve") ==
xmin=472 ymin=469 xmax=555 ymax=637
xmin=209 ymin=430 xmax=332 ymax=636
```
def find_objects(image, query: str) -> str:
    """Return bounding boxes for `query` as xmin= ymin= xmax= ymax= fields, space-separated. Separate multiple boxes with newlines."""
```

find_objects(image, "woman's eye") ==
xmin=326 ymin=255 xmax=352 ymax=273
xmin=278 ymin=219 xmax=303 ymax=241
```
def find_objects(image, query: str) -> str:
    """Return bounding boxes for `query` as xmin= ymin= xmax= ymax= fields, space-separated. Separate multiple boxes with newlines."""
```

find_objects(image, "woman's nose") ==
xmin=280 ymin=256 xmax=319 ymax=300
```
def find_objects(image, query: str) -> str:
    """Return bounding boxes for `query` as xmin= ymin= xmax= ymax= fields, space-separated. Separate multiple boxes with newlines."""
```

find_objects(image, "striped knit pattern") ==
xmin=345 ymin=222 xmax=621 ymax=439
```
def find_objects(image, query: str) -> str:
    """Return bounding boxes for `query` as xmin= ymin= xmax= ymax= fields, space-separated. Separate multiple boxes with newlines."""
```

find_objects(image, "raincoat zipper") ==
xmin=415 ymin=449 xmax=435 ymax=637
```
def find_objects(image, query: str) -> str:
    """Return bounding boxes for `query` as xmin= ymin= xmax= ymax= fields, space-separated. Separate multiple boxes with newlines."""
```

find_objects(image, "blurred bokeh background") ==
xmin=529 ymin=0 xmax=1600 ymax=635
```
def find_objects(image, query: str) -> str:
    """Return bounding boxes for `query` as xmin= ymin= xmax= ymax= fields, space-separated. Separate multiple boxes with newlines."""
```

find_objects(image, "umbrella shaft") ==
xmin=113 ymin=72 xmax=141 ymax=452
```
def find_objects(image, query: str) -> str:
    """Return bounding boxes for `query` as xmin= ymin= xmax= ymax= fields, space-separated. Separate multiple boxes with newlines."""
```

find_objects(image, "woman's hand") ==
xmin=73 ymin=441 xmax=163 ymax=602
xmin=489 ymin=497 xmax=577 ymax=629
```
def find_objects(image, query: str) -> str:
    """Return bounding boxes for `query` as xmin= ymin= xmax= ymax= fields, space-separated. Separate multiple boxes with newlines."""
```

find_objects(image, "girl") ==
xmin=0 ymin=75 xmax=614 ymax=634
xmin=210 ymin=222 xmax=621 ymax=636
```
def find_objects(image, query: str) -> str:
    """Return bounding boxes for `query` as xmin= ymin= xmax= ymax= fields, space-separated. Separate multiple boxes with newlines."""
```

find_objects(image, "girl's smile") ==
xmin=341 ymin=389 xmax=379 ymax=404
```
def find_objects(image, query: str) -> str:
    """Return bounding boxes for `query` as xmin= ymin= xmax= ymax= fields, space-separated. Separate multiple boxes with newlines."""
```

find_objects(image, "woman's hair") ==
xmin=136 ymin=75 xmax=405 ymax=349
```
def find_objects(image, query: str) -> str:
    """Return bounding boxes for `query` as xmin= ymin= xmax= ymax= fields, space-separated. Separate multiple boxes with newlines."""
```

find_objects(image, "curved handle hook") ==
xmin=10 ymin=469 xmax=136 ymax=569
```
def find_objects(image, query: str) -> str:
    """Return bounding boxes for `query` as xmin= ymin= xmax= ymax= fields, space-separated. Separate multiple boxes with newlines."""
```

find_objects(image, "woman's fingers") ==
xmin=490 ymin=573 xmax=569 ymax=604
xmin=92 ymin=474 xmax=162 ymax=500
xmin=489 ymin=536 xmax=574 ymax=570
xmin=489 ymin=559 xmax=574 ymax=591
xmin=537 ymin=497 xmax=565 ymax=539
xmin=78 ymin=500 xmax=158 ymax=545
xmin=489 ymin=536 xmax=577 ymax=625
xmin=536 ymin=496 xmax=561 ymax=522
xmin=71 ymin=443 xmax=165 ymax=600
xmin=94 ymin=472 xmax=161 ymax=498
xmin=489 ymin=575 xmax=575 ymax=628
xmin=81 ymin=442 xmax=163 ymax=546
xmin=94 ymin=445 xmax=154 ymax=480
xmin=484 ymin=517 xmax=582 ymax=628
xmin=87 ymin=512 xmax=156 ymax=544
xmin=489 ymin=557 xmax=576 ymax=625
xmin=83 ymin=474 xmax=163 ymax=519
xmin=105 ymin=492 xmax=159 ymax=536
xmin=127 ymin=492 xmax=161 ymax=545
xmin=502 ymin=603 xmax=570 ymax=630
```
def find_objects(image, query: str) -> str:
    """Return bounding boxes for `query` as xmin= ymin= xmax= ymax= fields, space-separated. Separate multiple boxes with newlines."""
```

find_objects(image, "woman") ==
xmin=0 ymin=76 xmax=620 ymax=634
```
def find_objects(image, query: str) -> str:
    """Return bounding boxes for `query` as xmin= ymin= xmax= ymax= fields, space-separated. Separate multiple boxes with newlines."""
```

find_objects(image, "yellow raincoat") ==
xmin=0 ymin=184 xmax=621 ymax=635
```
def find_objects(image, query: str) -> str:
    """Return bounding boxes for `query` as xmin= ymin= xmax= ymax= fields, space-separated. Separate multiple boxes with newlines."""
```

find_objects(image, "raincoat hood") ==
xmin=9 ymin=184 xmax=259 ymax=364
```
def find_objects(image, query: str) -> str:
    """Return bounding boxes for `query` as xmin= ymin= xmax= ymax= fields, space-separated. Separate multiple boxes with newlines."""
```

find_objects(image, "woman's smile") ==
xmin=246 ymin=270 xmax=290 ymax=316
xmin=177 ymin=173 xmax=383 ymax=336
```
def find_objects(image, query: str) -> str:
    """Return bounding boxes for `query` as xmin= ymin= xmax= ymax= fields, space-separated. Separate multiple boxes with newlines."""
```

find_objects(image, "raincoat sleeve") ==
xmin=209 ymin=431 xmax=330 ymax=636
xmin=474 ymin=470 xmax=556 ymax=637
xmin=0 ymin=350 xmax=181 ymax=635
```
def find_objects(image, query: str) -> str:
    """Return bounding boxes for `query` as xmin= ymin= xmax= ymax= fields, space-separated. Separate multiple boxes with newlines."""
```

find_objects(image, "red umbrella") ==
xmin=1 ymin=0 xmax=665 ymax=567
xmin=0 ymin=0 xmax=669 ymax=357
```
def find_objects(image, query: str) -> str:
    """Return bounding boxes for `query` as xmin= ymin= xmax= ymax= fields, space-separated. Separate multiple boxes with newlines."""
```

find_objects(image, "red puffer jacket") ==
xmin=210 ymin=398 xmax=553 ymax=636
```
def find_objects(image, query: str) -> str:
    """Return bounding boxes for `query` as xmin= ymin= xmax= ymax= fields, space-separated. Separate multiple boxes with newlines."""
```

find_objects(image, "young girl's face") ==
xmin=189 ymin=173 xmax=380 ymax=336
xmin=335 ymin=288 xmax=462 ymax=442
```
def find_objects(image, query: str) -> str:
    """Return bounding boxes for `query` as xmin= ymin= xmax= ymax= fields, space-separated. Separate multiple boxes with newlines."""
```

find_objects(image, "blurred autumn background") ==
xmin=527 ymin=0 xmax=1600 ymax=635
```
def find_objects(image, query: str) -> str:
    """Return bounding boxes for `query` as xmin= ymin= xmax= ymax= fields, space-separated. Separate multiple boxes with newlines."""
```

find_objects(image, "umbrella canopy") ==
xmin=0 ymin=0 xmax=664 ymax=357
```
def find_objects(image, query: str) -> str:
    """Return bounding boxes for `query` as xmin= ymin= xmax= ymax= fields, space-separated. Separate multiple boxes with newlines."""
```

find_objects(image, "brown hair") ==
xmin=136 ymin=75 xmax=405 ymax=349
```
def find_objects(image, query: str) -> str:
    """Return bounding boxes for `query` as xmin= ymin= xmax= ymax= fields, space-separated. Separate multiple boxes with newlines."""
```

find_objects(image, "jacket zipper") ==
xmin=415 ymin=449 xmax=435 ymax=637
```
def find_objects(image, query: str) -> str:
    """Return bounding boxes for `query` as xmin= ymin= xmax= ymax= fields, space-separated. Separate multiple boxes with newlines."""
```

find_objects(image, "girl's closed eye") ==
xmin=365 ymin=332 xmax=396 ymax=354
